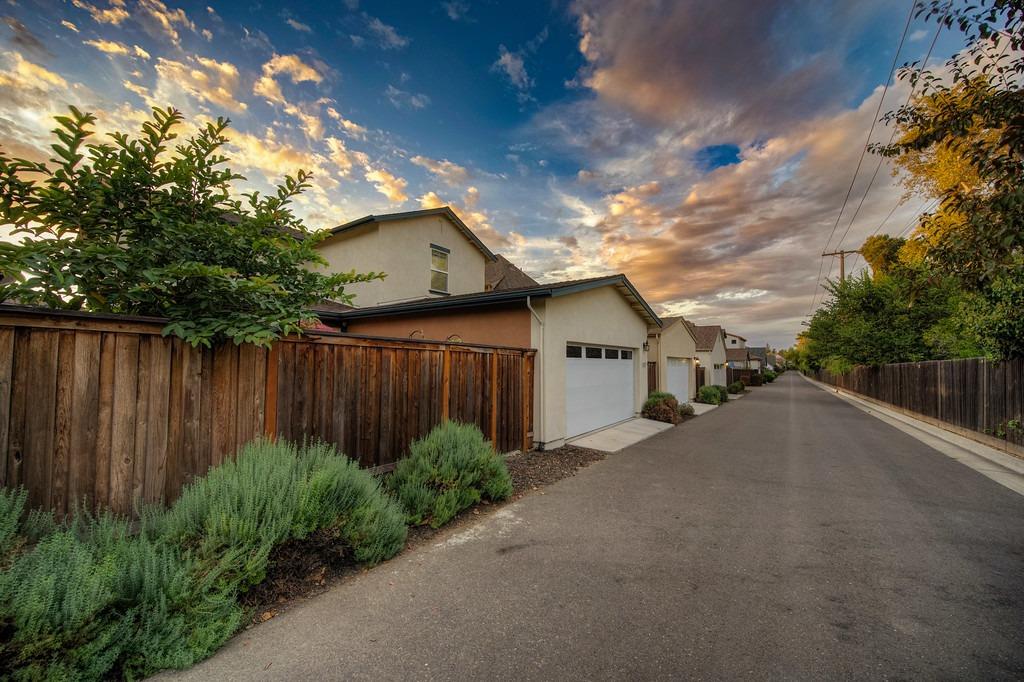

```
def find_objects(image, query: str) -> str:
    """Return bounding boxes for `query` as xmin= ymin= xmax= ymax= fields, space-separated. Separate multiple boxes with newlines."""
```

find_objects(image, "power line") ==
xmin=806 ymin=0 xmax=917 ymax=318
xmin=831 ymin=2 xmax=951 ymax=259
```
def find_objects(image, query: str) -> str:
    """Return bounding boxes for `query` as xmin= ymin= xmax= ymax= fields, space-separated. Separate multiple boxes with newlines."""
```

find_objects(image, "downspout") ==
xmin=526 ymin=296 xmax=544 ymax=448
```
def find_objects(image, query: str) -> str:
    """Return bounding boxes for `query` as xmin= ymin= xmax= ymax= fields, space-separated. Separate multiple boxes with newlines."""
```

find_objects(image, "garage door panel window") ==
xmin=605 ymin=349 xmax=619 ymax=359
xmin=585 ymin=347 xmax=602 ymax=359
xmin=566 ymin=345 xmax=582 ymax=358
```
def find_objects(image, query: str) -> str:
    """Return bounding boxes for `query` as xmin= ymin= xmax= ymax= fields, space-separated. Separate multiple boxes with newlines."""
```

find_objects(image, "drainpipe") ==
xmin=526 ymin=296 xmax=544 ymax=449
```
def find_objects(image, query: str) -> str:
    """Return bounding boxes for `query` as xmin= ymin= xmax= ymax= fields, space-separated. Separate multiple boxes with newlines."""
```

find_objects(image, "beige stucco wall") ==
xmin=315 ymin=214 xmax=488 ymax=306
xmin=532 ymin=286 xmax=649 ymax=448
xmin=696 ymin=333 xmax=728 ymax=386
xmin=725 ymin=333 xmax=746 ymax=349
xmin=648 ymin=320 xmax=697 ymax=400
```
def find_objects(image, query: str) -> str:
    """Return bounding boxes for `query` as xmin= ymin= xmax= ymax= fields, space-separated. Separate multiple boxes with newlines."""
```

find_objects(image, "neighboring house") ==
xmin=688 ymin=323 xmax=728 ymax=386
xmin=725 ymin=332 xmax=746 ymax=349
xmin=320 ymin=273 xmax=660 ymax=450
xmin=314 ymin=207 xmax=497 ymax=307
xmin=726 ymin=347 xmax=750 ymax=369
xmin=747 ymin=346 xmax=768 ymax=372
xmin=646 ymin=316 xmax=698 ymax=401
xmin=485 ymin=254 xmax=539 ymax=291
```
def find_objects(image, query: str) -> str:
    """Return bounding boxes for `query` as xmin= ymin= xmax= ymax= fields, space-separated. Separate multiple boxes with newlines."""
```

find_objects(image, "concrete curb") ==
xmin=803 ymin=374 xmax=1024 ymax=496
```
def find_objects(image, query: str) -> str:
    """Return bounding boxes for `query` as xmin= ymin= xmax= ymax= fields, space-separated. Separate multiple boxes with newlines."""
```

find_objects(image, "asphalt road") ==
xmin=166 ymin=373 xmax=1024 ymax=680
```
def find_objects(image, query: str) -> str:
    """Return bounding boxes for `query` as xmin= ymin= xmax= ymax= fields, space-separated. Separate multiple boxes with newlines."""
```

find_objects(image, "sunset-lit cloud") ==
xmin=0 ymin=0 xmax=957 ymax=345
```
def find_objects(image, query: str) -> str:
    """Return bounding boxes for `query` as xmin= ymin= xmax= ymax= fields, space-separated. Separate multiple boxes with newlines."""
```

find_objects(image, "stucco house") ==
xmin=315 ymin=207 xmax=497 ymax=306
xmin=726 ymin=347 xmax=751 ymax=369
xmin=646 ymin=316 xmax=698 ymax=401
xmin=312 ymin=207 xmax=661 ymax=450
xmin=747 ymin=346 xmax=768 ymax=372
xmin=688 ymin=323 xmax=728 ymax=386
xmin=725 ymin=332 xmax=746 ymax=349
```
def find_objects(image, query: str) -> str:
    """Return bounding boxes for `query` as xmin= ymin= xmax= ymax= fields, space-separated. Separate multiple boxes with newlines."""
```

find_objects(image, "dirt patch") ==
xmin=241 ymin=444 xmax=606 ymax=625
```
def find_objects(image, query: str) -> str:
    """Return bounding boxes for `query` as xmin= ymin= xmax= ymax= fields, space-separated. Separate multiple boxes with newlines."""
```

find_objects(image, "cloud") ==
xmin=325 ymin=136 xmax=357 ymax=176
xmin=385 ymin=84 xmax=429 ymax=109
xmin=491 ymin=27 xmax=547 ymax=103
xmin=72 ymin=0 xmax=129 ymax=26
xmin=365 ymin=166 xmax=408 ymax=203
xmin=410 ymin=155 xmax=469 ymax=186
xmin=3 ymin=15 xmax=51 ymax=58
xmin=61 ymin=20 xmax=80 ymax=32
xmin=365 ymin=15 xmax=408 ymax=49
xmin=417 ymin=187 xmax=512 ymax=249
xmin=326 ymin=107 xmax=367 ymax=138
xmin=286 ymin=18 xmax=312 ymax=33
xmin=254 ymin=53 xmax=323 ymax=105
xmin=442 ymin=1 xmax=470 ymax=21
xmin=153 ymin=55 xmax=247 ymax=111
xmin=569 ymin=0 xmax=866 ymax=139
xmin=83 ymin=38 xmax=130 ymax=55
xmin=136 ymin=0 xmax=195 ymax=46
xmin=122 ymin=79 xmax=149 ymax=99
xmin=282 ymin=101 xmax=323 ymax=138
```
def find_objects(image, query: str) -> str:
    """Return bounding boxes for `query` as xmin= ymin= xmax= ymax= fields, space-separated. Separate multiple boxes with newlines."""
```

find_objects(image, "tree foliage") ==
xmin=0 ymin=106 xmax=381 ymax=346
xmin=874 ymin=0 xmax=1024 ymax=285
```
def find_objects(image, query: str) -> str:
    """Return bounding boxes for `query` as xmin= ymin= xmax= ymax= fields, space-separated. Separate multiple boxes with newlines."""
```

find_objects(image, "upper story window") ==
xmin=430 ymin=244 xmax=449 ymax=293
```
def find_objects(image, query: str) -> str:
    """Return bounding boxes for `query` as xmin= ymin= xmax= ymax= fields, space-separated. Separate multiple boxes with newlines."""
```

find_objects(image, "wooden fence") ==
xmin=0 ymin=305 xmax=535 ymax=515
xmin=813 ymin=358 xmax=1024 ymax=456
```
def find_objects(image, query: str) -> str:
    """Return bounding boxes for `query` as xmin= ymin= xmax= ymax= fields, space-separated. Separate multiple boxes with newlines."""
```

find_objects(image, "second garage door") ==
xmin=666 ymin=357 xmax=690 ymax=402
xmin=565 ymin=344 xmax=635 ymax=438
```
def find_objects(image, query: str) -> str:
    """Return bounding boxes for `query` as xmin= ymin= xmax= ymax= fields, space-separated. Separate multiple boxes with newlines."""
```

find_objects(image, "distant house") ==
xmin=312 ymin=207 xmax=662 ymax=450
xmin=687 ymin=323 xmax=728 ymax=386
xmin=725 ymin=332 xmax=746 ymax=349
xmin=726 ymin=347 xmax=751 ymax=369
xmin=647 ymin=316 xmax=699 ymax=401
xmin=746 ymin=346 xmax=768 ymax=372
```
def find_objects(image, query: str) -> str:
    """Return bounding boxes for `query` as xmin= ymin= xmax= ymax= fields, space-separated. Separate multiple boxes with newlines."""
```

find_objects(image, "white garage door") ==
xmin=565 ymin=344 xmax=635 ymax=438
xmin=667 ymin=357 xmax=690 ymax=401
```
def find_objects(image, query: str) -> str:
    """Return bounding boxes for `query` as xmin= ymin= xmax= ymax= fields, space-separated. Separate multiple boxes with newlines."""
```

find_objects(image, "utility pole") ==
xmin=822 ymin=249 xmax=859 ymax=283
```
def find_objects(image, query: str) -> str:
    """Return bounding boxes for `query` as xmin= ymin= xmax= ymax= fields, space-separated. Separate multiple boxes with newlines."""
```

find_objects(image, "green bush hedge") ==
xmin=678 ymin=402 xmax=695 ymax=417
xmin=388 ymin=421 xmax=513 ymax=528
xmin=642 ymin=391 xmax=680 ymax=424
xmin=697 ymin=385 xmax=722 ymax=405
xmin=0 ymin=440 xmax=406 ymax=680
xmin=727 ymin=380 xmax=746 ymax=394
xmin=763 ymin=370 xmax=777 ymax=382
xmin=712 ymin=385 xmax=730 ymax=403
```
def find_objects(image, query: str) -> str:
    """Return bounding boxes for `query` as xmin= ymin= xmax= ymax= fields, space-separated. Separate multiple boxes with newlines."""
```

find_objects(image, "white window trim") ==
xmin=430 ymin=245 xmax=449 ymax=294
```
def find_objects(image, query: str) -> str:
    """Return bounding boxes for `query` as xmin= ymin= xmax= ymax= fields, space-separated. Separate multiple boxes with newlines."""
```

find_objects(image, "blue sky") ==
xmin=0 ymin=0 xmax=970 ymax=346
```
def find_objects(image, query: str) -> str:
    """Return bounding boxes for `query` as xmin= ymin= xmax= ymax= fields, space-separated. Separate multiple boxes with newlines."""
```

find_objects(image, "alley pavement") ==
xmin=165 ymin=373 xmax=1024 ymax=680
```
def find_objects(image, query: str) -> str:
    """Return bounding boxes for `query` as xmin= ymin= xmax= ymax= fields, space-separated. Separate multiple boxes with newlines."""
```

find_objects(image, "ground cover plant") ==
xmin=388 ymin=421 xmax=513 ymax=528
xmin=0 ymin=440 xmax=406 ymax=680
xmin=642 ymin=391 xmax=681 ymax=424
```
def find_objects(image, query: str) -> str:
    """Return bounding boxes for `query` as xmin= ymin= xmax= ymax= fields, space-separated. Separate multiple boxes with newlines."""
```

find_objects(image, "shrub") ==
xmin=727 ymin=380 xmax=745 ymax=394
xmin=697 ymin=385 xmax=722 ymax=405
xmin=642 ymin=391 xmax=680 ymax=423
xmin=764 ymin=370 xmax=777 ymax=383
xmin=747 ymin=373 xmax=763 ymax=386
xmin=0 ymin=440 xmax=406 ymax=680
xmin=712 ymin=385 xmax=730 ymax=403
xmin=388 ymin=422 xmax=513 ymax=528
xmin=678 ymin=402 xmax=695 ymax=417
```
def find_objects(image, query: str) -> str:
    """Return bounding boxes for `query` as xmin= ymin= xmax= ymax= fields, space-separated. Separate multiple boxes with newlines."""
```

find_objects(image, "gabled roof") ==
xmin=726 ymin=348 xmax=750 ymax=362
xmin=324 ymin=207 xmax=497 ymax=261
xmin=319 ymin=274 xmax=662 ymax=327
xmin=725 ymin=331 xmax=747 ymax=341
xmin=747 ymin=346 xmax=768 ymax=361
xmin=486 ymin=254 xmax=539 ymax=290
xmin=686 ymin=322 xmax=725 ymax=352
xmin=655 ymin=315 xmax=699 ymax=344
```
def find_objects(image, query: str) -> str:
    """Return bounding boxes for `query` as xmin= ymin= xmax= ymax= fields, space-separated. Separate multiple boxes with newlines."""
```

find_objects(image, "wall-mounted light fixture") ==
xmin=642 ymin=341 xmax=650 ymax=351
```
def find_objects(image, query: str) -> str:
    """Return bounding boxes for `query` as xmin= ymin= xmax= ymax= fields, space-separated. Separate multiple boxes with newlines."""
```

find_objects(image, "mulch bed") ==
xmin=241 ymin=443 xmax=606 ymax=625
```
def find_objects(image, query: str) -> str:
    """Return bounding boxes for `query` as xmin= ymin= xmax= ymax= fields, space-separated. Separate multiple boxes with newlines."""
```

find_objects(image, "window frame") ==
xmin=429 ymin=243 xmax=450 ymax=294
